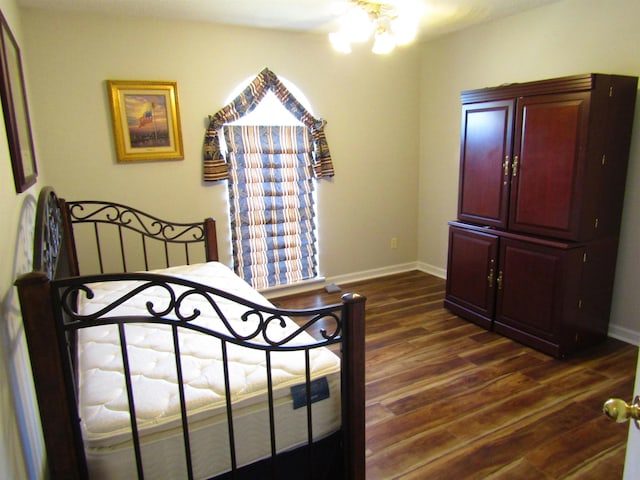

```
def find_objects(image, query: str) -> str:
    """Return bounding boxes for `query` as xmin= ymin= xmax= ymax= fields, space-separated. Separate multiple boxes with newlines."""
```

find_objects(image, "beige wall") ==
xmin=3 ymin=0 xmax=640 ymax=476
xmin=21 ymin=9 xmax=421 ymax=280
xmin=418 ymin=0 xmax=640 ymax=340
xmin=0 ymin=0 xmax=47 ymax=478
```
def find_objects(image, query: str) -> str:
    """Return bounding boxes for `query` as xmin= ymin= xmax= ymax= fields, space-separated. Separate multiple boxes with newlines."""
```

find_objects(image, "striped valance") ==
xmin=203 ymin=68 xmax=334 ymax=182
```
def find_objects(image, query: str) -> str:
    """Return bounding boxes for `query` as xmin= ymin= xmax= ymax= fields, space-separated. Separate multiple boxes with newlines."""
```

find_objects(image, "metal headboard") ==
xmin=33 ymin=186 xmax=63 ymax=279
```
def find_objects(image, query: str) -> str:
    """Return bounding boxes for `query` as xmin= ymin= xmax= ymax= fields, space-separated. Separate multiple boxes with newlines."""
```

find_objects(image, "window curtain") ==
xmin=203 ymin=68 xmax=334 ymax=181
xmin=224 ymin=125 xmax=317 ymax=289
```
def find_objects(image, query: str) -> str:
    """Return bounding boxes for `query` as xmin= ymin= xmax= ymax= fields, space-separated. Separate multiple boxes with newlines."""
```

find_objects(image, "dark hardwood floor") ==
xmin=273 ymin=270 xmax=638 ymax=479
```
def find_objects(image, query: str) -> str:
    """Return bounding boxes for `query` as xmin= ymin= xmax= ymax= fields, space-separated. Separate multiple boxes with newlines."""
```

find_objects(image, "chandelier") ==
xmin=329 ymin=0 xmax=422 ymax=55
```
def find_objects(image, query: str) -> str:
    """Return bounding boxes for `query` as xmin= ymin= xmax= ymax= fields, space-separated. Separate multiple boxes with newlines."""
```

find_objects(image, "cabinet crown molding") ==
xmin=460 ymin=73 xmax=633 ymax=104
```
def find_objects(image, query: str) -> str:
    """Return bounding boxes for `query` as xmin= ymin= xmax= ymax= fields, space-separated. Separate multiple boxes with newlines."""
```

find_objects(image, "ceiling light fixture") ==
xmin=329 ymin=0 xmax=421 ymax=55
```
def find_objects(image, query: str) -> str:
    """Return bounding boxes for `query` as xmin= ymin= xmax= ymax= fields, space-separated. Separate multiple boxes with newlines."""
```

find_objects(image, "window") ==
xmin=202 ymin=69 xmax=334 ymax=290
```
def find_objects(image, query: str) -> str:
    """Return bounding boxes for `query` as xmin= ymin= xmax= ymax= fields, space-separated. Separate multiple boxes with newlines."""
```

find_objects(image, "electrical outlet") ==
xmin=390 ymin=237 xmax=398 ymax=249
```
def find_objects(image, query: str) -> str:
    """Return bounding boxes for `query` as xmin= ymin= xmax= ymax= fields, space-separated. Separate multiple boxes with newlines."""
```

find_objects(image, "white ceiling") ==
xmin=16 ymin=0 xmax=561 ymax=41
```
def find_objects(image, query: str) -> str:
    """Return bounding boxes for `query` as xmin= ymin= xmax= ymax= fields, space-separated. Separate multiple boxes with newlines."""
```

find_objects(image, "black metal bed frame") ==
xmin=60 ymin=198 xmax=219 ymax=276
xmin=53 ymin=271 xmax=349 ymax=479
xmin=15 ymin=186 xmax=366 ymax=479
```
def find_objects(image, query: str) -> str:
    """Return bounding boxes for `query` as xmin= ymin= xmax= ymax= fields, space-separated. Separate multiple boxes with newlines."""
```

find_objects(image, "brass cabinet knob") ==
xmin=487 ymin=259 xmax=495 ymax=287
xmin=603 ymin=396 xmax=640 ymax=424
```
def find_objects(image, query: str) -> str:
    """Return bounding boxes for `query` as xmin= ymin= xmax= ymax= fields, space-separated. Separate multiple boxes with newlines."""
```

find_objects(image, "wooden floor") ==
xmin=273 ymin=270 xmax=638 ymax=479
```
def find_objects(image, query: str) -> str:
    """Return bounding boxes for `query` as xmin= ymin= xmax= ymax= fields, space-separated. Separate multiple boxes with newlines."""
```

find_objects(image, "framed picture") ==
xmin=107 ymin=80 xmax=183 ymax=162
xmin=0 ymin=11 xmax=37 ymax=193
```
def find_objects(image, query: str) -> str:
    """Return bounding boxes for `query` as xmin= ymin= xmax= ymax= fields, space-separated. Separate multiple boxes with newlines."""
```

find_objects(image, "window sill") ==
xmin=261 ymin=276 xmax=326 ymax=299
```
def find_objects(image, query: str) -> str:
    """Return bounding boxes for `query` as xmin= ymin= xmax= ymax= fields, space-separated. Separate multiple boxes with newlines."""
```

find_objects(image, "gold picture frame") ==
xmin=107 ymin=80 xmax=183 ymax=162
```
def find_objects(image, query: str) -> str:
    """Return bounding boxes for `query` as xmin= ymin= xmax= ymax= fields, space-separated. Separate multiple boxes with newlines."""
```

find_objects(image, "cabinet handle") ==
xmin=512 ymin=155 xmax=519 ymax=177
xmin=487 ymin=259 xmax=495 ymax=287
xmin=497 ymin=270 xmax=503 ymax=290
xmin=503 ymin=156 xmax=509 ymax=177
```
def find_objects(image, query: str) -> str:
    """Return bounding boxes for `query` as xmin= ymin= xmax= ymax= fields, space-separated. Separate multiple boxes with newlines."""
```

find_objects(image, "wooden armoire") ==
xmin=444 ymin=73 xmax=638 ymax=357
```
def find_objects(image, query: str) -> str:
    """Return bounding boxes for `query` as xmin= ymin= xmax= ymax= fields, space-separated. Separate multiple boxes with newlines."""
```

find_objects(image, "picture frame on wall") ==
xmin=107 ymin=80 xmax=184 ymax=162
xmin=0 ymin=11 xmax=38 ymax=193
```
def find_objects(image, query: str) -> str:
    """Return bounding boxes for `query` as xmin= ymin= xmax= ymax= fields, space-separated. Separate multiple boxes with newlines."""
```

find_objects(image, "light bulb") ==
xmin=328 ymin=0 xmax=423 ymax=54
xmin=372 ymin=31 xmax=395 ymax=55
xmin=391 ymin=15 xmax=418 ymax=46
xmin=329 ymin=31 xmax=352 ymax=54
xmin=344 ymin=7 xmax=374 ymax=42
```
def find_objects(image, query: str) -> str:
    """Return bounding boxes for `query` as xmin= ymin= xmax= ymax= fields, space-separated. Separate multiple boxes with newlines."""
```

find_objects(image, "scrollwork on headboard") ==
xmin=65 ymin=201 xmax=208 ymax=243
xmin=33 ymin=187 xmax=63 ymax=279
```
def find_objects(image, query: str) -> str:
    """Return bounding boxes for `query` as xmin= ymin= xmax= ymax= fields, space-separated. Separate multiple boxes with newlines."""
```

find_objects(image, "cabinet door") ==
xmin=494 ymin=238 xmax=583 ymax=356
xmin=458 ymin=100 xmax=514 ymax=229
xmin=509 ymin=92 xmax=590 ymax=239
xmin=445 ymin=226 xmax=498 ymax=329
xmin=495 ymin=239 xmax=562 ymax=341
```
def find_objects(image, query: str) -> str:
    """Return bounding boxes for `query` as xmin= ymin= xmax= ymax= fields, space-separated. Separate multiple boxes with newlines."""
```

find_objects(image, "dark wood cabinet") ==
xmin=445 ymin=74 xmax=637 ymax=357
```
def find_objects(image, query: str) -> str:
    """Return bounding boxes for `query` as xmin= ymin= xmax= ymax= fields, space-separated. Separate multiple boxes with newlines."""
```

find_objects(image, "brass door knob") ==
xmin=603 ymin=396 xmax=640 ymax=424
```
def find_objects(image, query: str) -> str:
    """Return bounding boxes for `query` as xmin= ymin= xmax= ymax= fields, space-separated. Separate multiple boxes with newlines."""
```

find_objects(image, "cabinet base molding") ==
xmin=443 ymin=299 xmax=492 ymax=330
xmin=493 ymin=321 xmax=563 ymax=358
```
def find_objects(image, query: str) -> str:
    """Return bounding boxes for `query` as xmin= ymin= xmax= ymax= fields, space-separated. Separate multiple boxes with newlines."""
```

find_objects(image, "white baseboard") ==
xmin=265 ymin=262 xmax=445 ymax=299
xmin=608 ymin=323 xmax=640 ymax=346
xmin=326 ymin=262 xmax=419 ymax=287
xmin=416 ymin=261 xmax=446 ymax=279
xmin=326 ymin=261 xmax=448 ymax=287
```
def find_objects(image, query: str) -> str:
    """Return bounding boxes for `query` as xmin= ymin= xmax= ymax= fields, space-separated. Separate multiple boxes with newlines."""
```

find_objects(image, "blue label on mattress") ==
xmin=290 ymin=377 xmax=330 ymax=409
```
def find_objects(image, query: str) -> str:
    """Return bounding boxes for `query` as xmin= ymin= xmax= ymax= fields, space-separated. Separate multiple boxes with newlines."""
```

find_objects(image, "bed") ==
xmin=14 ymin=186 xmax=366 ymax=479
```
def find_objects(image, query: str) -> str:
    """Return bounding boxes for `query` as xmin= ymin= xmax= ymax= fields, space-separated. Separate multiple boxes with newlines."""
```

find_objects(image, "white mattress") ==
xmin=75 ymin=262 xmax=342 ymax=479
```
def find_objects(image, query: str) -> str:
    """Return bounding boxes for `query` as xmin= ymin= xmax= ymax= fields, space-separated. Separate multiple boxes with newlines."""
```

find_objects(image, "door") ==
xmin=509 ymin=92 xmax=590 ymax=240
xmin=623 ymin=349 xmax=640 ymax=478
xmin=458 ymin=100 xmax=514 ymax=229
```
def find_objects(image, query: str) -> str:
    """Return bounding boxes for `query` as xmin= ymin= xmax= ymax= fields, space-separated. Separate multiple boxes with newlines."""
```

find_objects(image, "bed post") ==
xmin=341 ymin=292 xmax=366 ymax=480
xmin=14 ymin=272 xmax=87 ymax=479
xmin=58 ymin=197 xmax=81 ymax=276
xmin=204 ymin=217 xmax=219 ymax=262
